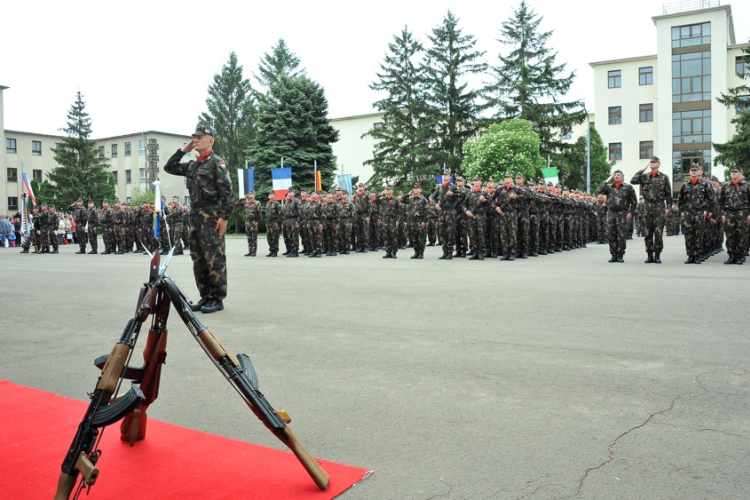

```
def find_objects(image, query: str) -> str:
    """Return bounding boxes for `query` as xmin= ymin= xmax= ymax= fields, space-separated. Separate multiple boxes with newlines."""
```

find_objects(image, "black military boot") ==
xmin=737 ymin=255 xmax=746 ymax=265
xmin=469 ymin=253 xmax=479 ymax=260
xmin=645 ymin=252 xmax=654 ymax=263
xmin=410 ymin=252 xmax=419 ymax=259
xmin=439 ymin=252 xmax=448 ymax=260
xmin=609 ymin=254 xmax=618 ymax=263
xmin=654 ymin=253 xmax=661 ymax=263
xmin=245 ymin=252 xmax=252 ymax=256
xmin=617 ymin=254 xmax=624 ymax=263
xmin=382 ymin=252 xmax=392 ymax=259
xmin=725 ymin=254 xmax=737 ymax=265
xmin=418 ymin=251 xmax=424 ymax=259
xmin=75 ymin=249 xmax=85 ymax=254
xmin=266 ymin=251 xmax=277 ymax=257
xmin=684 ymin=255 xmax=695 ymax=264
xmin=477 ymin=253 xmax=484 ymax=260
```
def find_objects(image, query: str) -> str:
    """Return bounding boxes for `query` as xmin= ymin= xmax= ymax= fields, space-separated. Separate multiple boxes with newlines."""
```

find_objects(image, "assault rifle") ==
xmin=54 ymin=249 xmax=329 ymax=500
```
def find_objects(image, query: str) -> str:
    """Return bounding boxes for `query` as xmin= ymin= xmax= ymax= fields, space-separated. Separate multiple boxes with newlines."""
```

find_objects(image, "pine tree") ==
xmin=48 ymin=90 xmax=115 ymax=208
xmin=248 ymin=74 xmax=338 ymax=197
xmin=365 ymin=27 xmax=432 ymax=190
xmin=488 ymin=0 xmax=585 ymax=157
xmin=423 ymin=11 xmax=488 ymax=175
xmin=254 ymin=39 xmax=305 ymax=91
xmin=713 ymin=44 xmax=750 ymax=177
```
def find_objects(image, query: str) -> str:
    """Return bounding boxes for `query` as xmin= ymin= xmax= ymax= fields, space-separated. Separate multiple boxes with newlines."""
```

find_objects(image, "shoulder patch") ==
xmin=219 ymin=161 xmax=227 ymax=170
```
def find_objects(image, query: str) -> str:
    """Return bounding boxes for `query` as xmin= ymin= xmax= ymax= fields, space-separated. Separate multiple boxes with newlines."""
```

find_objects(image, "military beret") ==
xmin=515 ymin=172 xmax=524 ymax=178
xmin=287 ymin=187 xmax=295 ymax=193
xmin=731 ymin=166 xmax=741 ymax=172
xmin=193 ymin=123 xmax=213 ymax=137
xmin=413 ymin=182 xmax=420 ymax=188
xmin=651 ymin=156 xmax=660 ymax=163
xmin=613 ymin=170 xmax=623 ymax=176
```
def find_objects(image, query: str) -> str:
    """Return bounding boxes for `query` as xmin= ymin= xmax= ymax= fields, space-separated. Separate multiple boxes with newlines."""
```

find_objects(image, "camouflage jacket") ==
xmin=265 ymin=201 xmax=283 ymax=224
xmin=493 ymin=185 xmax=523 ymax=212
xmin=163 ymin=149 xmax=234 ymax=220
xmin=86 ymin=208 xmax=99 ymax=230
xmin=73 ymin=206 xmax=87 ymax=226
xmin=354 ymin=191 xmax=370 ymax=215
xmin=678 ymin=179 xmax=714 ymax=213
xmin=464 ymin=188 xmax=492 ymax=216
xmin=436 ymin=183 xmax=458 ymax=211
xmin=282 ymin=198 xmax=300 ymax=220
xmin=100 ymin=208 xmax=113 ymax=228
xmin=405 ymin=194 xmax=429 ymax=222
xmin=597 ymin=182 xmax=637 ymax=213
xmin=238 ymin=199 xmax=262 ymax=222
xmin=324 ymin=200 xmax=340 ymax=221
xmin=377 ymin=195 xmax=401 ymax=220
xmin=308 ymin=200 xmax=323 ymax=220
xmin=719 ymin=180 xmax=750 ymax=211
xmin=338 ymin=200 xmax=355 ymax=220
xmin=631 ymin=170 xmax=671 ymax=207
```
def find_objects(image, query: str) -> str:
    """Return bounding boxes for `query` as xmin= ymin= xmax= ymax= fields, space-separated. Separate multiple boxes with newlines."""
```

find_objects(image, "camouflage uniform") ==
xmin=282 ymin=196 xmax=301 ymax=256
xmin=307 ymin=196 xmax=324 ymax=257
xmin=164 ymin=148 xmax=234 ymax=302
xmin=73 ymin=204 xmax=88 ymax=253
xmin=377 ymin=193 xmax=401 ymax=257
xmin=353 ymin=189 xmax=370 ymax=252
xmin=323 ymin=197 xmax=340 ymax=255
xmin=167 ymin=202 xmax=184 ymax=254
xmin=140 ymin=205 xmax=156 ymax=253
xmin=405 ymin=189 xmax=429 ymax=258
xmin=238 ymin=197 xmax=261 ymax=256
xmin=426 ymin=199 xmax=439 ymax=246
xmin=678 ymin=177 xmax=715 ymax=262
xmin=87 ymin=205 xmax=99 ymax=253
xmin=436 ymin=181 xmax=457 ymax=258
xmin=368 ymin=193 xmax=380 ymax=250
xmin=100 ymin=204 xmax=114 ymax=254
xmin=597 ymin=180 xmax=637 ymax=260
xmin=46 ymin=208 xmax=59 ymax=253
xmin=718 ymin=175 xmax=750 ymax=263
xmin=265 ymin=198 xmax=283 ymax=256
xmin=338 ymin=197 xmax=355 ymax=254
xmin=631 ymin=168 xmax=672 ymax=260
xmin=464 ymin=185 xmax=491 ymax=259
xmin=299 ymin=195 xmax=311 ymax=254
xmin=111 ymin=203 xmax=127 ymax=253
xmin=454 ymin=183 xmax=470 ymax=257
xmin=131 ymin=205 xmax=142 ymax=252
xmin=494 ymin=182 xmax=521 ymax=260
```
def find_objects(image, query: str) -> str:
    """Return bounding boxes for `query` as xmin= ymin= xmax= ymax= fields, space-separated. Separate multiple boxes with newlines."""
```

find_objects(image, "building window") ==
xmin=126 ymin=197 xmax=132 ymax=204
xmin=373 ymin=122 xmax=383 ymax=130
xmin=99 ymin=146 xmax=105 ymax=158
xmin=674 ymin=150 xmax=711 ymax=177
xmin=8 ymin=197 xmax=19 ymax=212
xmin=737 ymin=95 xmax=750 ymax=113
xmin=112 ymin=171 xmax=118 ymax=185
xmin=608 ymin=143 xmax=622 ymax=161
xmin=124 ymin=142 xmax=132 ymax=156
xmin=125 ymin=169 xmax=132 ymax=184
xmin=7 ymin=168 xmax=18 ymax=182
xmin=185 ymin=196 xmax=190 ymax=206
xmin=673 ymin=109 xmax=711 ymax=144
xmin=111 ymin=144 xmax=118 ymax=158
xmin=639 ymin=141 xmax=654 ymax=159
xmin=561 ymin=127 xmax=572 ymax=140
xmin=139 ymin=139 xmax=146 ymax=155
xmin=32 ymin=140 xmax=42 ymax=156
xmin=671 ymin=22 xmax=710 ymax=48
xmin=608 ymin=70 xmax=621 ymax=88
xmin=639 ymin=67 xmax=653 ymax=85
xmin=6 ymin=138 xmax=17 ymax=154
xmin=608 ymin=106 xmax=622 ymax=125
xmin=33 ymin=169 xmax=42 ymax=183
xmin=737 ymin=57 xmax=749 ymax=77
xmin=672 ymin=51 xmax=711 ymax=103
xmin=639 ymin=103 xmax=654 ymax=122
xmin=139 ymin=168 xmax=146 ymax=183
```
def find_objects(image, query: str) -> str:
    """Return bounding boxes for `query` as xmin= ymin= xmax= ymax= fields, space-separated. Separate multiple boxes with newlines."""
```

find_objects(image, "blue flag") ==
xmin=238 ymin=168 xmax=255 ymax=197
xmin=337 ymin=174 xmax=352 ymax=195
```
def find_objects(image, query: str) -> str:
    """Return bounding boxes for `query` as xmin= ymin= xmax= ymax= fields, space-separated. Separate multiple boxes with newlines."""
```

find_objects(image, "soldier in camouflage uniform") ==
xmin=282 ymin=188 xmax=301 ymax=257
xmin=485 ymin=179 xmax=501 ymax=258
xmin=527 ymin=180 xmax=541 ymax=257
xmin=306 ymin=191 xmax=324 ymax=257
xmin=140 ymin=200 xmax=155 ymax=254
xmin=454 ymin=177 xmax=469 ymax=258
xmin=719 ymin=166 xmax=750 ymax=264
xmin=678 ymin=164 xmax=715 ymax=264
xmin=111 ymin=199 xmax=127 ymax=254
xmin=298 ymin=190 xmax=311 ymax=255
xmin=36 ymin=204 xmax=49 ymax=253
xmin=237 ymin=191 xmax=261 ymax=256
xmin=323 ymin=191 xmax=339 ymax=255
xmin=338 ymin=191 xmax=355 ymax=254
xmin=84 ymin=200 xmax=98 ymax=254
xmin=353 ymin=183 xmax=370 ymax=252
xmin=405 ymin=183 xmax=429 ymax=259
xmin=164 ymin=123 xmax=233 ymax=313
xmin=181 ymin=203 xmax=191 ymax=250
xmin=72 ymin=198 xmax=88 ymax=254
xmin=464 ymin=176 xmax=490 ymax=260
xmin=426 ymin=196 xmax=438 ymax=247
xmin=514 ymin=173 xmax=531 ymax=258
xmin=495 ymin=172 xmax=521 ymax=261
xmin=436 ymin=172 xmax=457 ymax=260
xmin=597 ymin=170 xmax=637 ymax=262
xmin=166 ymin=196 xmax=184 ymax=255
xmin=100 ymin=200 xmax=114 ymax=254
xmin=377 ymin=185 xmax=401 ymax=258
xmin=47 ymin=205 xmax=60 ymax=253
xmin=122 ymin=202 xmax=133 ymax=252
xmin=265 ymin=191 xmax=283 ymax=257
xmin=131 ymin=202 xmax=142 ymax=252
xmin=630 ymin=156 xmax=672 ymax=263
xmin=368 ymin=191 xmax=380 ymax=251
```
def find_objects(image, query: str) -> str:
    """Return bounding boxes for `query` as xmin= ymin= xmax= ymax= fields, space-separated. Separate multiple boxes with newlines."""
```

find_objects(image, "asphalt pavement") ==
xmin=1 ymin=235 xmax=748 ymax=500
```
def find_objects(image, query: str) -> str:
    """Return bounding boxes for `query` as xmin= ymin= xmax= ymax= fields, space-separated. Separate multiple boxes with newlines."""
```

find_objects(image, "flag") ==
xmin=153 ymin=180 xmax=161 ymax=238
xmin=541 ymin=167 xmax=559 ymax=186
xmin=22 ymin=173 xmax=37 ymax=206
xmin=238 ymin=168 xmax=255 ymax=197
xmin=271 ymin=167 xmax=292 ymax=199
xmin=315 ymin=171 xmax=322 ymax=191
xmin=435 ymin=174 xmax=454 ymax=184
xmin=20 ymin=194 xmax=31 ymax=245
xmin=337 ymin=173 xmax=352 ymax=195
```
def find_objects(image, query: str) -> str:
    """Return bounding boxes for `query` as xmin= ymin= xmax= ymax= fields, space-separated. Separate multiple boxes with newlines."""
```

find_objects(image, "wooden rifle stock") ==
xmin=282 ymin=427 xmax=330 ymax=490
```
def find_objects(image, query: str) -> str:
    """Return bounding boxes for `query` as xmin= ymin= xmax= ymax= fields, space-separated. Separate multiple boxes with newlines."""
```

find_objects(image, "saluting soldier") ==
xmin=630 ymin=156 xmax=672 ymax=263
xmin=238 ymin=190 xmax=261 ymax=257
xmin=72 ymin=198 xmax=88 ymax=254
xmin=597 ymin=170 xmax=638 ymax=263
xmin=464 ymin=176 xmax=490 ymax=260
xmin=86 ymin=200 xmax=99 ymax=254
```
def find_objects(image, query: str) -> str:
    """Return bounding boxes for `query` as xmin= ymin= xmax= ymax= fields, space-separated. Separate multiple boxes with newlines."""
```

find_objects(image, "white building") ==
xmin=590 ymin=1 xmax=748 ymax=194
xmin=330 ymin=112 xmax=383 ymax=186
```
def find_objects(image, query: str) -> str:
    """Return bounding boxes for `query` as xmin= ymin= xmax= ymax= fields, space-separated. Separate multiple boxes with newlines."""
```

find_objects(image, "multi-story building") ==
xmin=591 ymin=1 xmax=748 ymax=194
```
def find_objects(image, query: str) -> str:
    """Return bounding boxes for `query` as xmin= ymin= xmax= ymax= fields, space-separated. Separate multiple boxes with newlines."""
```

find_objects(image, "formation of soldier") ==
xmin=21 ymin=197 xmax=190 ymax=256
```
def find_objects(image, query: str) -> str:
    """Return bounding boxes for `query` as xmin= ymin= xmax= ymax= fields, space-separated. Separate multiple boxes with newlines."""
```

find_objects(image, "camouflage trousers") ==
xmin=355 ymin=214 xmax=368 ymax=249
xmin=410 ymin=220 xmax=427 ymax=253
xmin=487 ymin=214 xmax=501 ymax=255
xmin=529 ymin=213 xmax=540 ymax=253
xmin=132 ymin=227 xmax=142 ymax=252
xmin=159 ymin=220 xmax=169 ymax=249
xmin=501 ymin=211 xmax=518 ymax=256
xmin=723 ymin=209 xmax=748 ymax=255
xmin=307 ymin=219 xmax=323 ymax=254
xmin=516 ymin=211 xmax=530 ymax=254
xmin=339 ymin=219 xmax=352 ymax=251
xmin=368 ymin=216 xmax=380 ymax=248
xmin=245 ymin=221 xmax=258 ymax=253
xmin=283 ymin=219 xmax=300 ymax=253
xmin=189 ymin=211 xmax=227 ymax=301
xmin=642 ymin=205 xmax=666 ymax=253
xmin=606 ymin=212 xmax=628 ymax=255
xmin=299 ymin=218 xmax=310 ymax=252
xmin=456 ymin=214 xmax=469 ymax=253
xmin=46 ymin=228 xmax=59 ymax=251
xmin=170 ymin=222 xmax=184 ymax=252
xmin=439 ymin=211 xmax=456 ymax=254
xmin=427 ymin=219 xmax=438 ymax=245
xmin=538 ymin=213 xmax=549 ymax=251
xmin=469 ymin=214 xmax=487 ymax=255
xmin=87 ymin=228 xmax=98 ymax=252
xmin=681 ymin=212 xmax=705 ymax=256
xmin=102 ymin=226 xmax=114 ymax=252
xmin=76 ymin=227 xmax=88 ymax=251
xmin=382 ymin=218 xmax=399 ymax=255
xmin=267 ymin=221 xmax=281 ymax=253
xmin=324 ymin=220 xmax=338 ymax=251
xmin=115 ymin=225 xmax=126 ymax=251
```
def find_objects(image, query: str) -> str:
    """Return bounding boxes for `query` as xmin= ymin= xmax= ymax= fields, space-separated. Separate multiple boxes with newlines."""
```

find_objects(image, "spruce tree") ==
xmin=423 ymin=11 xmax=488 ymax=175
xmin=254 ymin=39 xmax=305 ymax=91
xmin=713 ymin=44 xmax=750 ymax=177
xmin=248 ymin=74 xmax=338 ymax=197
xmin=488 ymin=0 xmax=585 ymax=157
xmin=49 ymin=90 xmax=115 ymax=208
xmin=365 ymin=27 xmax=432 ymax=190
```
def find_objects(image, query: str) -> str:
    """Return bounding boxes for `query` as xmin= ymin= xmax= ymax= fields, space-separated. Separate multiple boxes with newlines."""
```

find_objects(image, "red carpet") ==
xmin=0 ymin=380 xmax=372 ymax=499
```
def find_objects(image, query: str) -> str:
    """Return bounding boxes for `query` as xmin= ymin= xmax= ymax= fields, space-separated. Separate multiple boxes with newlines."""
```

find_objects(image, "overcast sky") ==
xmin=2 ymin=0 xmax=748 ymax=139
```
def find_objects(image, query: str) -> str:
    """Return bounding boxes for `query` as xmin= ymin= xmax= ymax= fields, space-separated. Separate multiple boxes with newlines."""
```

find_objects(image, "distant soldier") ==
xmin=323 ymin=191 xmax=340 ymax=256
xmin=494 ymin=172 xmax=522 ymax=261
xmin=282 ymin=188 xmax=301 ymax=257
xmin=86 ymin=200 xmax=99 ymax=254
xmin=597 ymin=170 xmax=637 ymax=263
xmin=367 ymin=190 xmax=380 ymax=251
xmin=377 ymin=185 xmax=401 ymax=258
xmin=719 ymin=166 xmax=750 ymax=264
xmin=353 ymin=183 xmax=370 ymax=252
xmin=630 ymin=156 xmax=672 ymax=263
xmin=299 ymin=190 xmax=311 ymax=255
xmin=307 ymin=191 xmax=324 ymax=258
xmin=238 ymin=191 xmax=261 ymax=256
xmin=454 ymin=177 xmax=469 ymax=258
xmin=265 ymin=191 xmax=283 ymax=257
xmin=141 ymin=200 xmax=155 ymax=254
xmin=72 ymin=198 xmax=88 ymax=254
xmin=678 ymin=163 xmax=715 ymax=264
xmin=47 ymin=205 xmax=59 ymax=254
xmin=426 ymin=195 xmax=438 ymax=247
xmin=111 ymin=199 xmax=126 ymax=254
xmin=436 ymin=171 xmax=457 ymax=260
xmin=181 ymin=203 xmax=191 ymax=250
xmin=464 ymin=176 xmax=490 ymax=260
xmin=167 ymin=196 xmax=184 ymax=254
xmin=100 ymin=199 xmax=114 ymax=254
xmin=131 ymin=202 xmax=143 ymax=252
xmin=338 ymin=191 xmax=355 ymax=254
xmin=405 ymin=183 xmax=429 ymax=259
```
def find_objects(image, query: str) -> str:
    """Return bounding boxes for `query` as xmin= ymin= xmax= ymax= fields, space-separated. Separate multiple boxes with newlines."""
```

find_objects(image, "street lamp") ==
xmin=582 ymin=103 xmax=591 ymax=194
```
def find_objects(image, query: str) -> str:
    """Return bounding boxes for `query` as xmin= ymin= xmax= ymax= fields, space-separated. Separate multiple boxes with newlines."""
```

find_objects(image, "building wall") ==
xmin=0 ymin=86 xmax=6 ymax=214
xmin=330 ymin=112 xmax=383 ymax=186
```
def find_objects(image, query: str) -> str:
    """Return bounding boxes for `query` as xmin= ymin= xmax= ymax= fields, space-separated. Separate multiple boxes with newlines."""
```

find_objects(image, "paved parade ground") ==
xmin=1 ymin=236 xmax=748 ymax=500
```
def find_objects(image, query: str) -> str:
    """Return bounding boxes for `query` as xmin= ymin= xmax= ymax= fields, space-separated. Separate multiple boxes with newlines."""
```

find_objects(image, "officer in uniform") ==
xmin=86 ymin=200 xmax=98 ymax=254
xmin=719 ymin=166 xmax=750 ymax=264
xmin=164 ymin=123 xmax=233 ymax=313
xmin=630 ymin=156 xmax=672 ymax=263
xmin=265 ymin=191 xmax=283 ymax=257
xmin=72 ymin=198 xmax=88 ymax=254
xmin=237 ymin=190 xmax=261 ymax=256
xmin=597 ymin=170 xmax=638 ymax=262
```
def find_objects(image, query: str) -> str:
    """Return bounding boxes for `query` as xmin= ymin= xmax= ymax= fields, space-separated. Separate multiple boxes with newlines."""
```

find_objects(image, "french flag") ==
xmin=271 ymin=167 xmax=292 ymax=199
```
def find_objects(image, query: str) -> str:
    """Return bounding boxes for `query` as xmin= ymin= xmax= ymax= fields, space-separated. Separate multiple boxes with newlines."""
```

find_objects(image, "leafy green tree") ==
xmin=487 ymin=0 xmax=585 ymax=158
xmin=254 ymin=39 xmax=305 ymax=91
xmin=29 ymin=179 xmax=56 ymax=208
xmin=556 ymin=124 xmax=612 ymax=191
xmin=200 ymin=52 xmax=257 ymax=232
xmin=48 ymin=90 xmax=115 ymax=208
xmin=462 ymin=119 xmax=543 ymax=181
xmin=248 ymin=74 xmax=339 ymax=200
xmin=423 ymin=11 xmax=488 ymax=175
xmin=365 ymin=27 xmax=432 ymax=191
xmin=713 ymin=43 xmax=750 ymax=177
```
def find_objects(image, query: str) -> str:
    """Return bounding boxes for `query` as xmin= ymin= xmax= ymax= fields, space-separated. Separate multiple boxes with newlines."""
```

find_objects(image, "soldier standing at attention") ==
xmin=377 ymin=185 xmax=401 ymax=258
xmin=72 ymin=198 xmax=88 ymax=254
xmin=718 ymin=166 xmax=750 ymax=264
xmin=630 ymin=156 xmax=672 ymax=263
xmin=406 ymin=183 xmax=429 ymax=259
xmin=354 ymin=183 xmax=370 ymax=253
xmin=167 ymin=196 xmax=184 ymax=255
xmin=238 ymin=190 xmax=261 ymax=256
xmin=464 ymin=175 xmax=490 ymax=260
xmin=307 ymin=191 xmax=324 ymax=258
xmin=86 ymin=200 xmax=98 ymax=254
xmin=100 ymin=200 xmax=114 ymax=254
xmin=678 ymin=163 xmax=715 ymax=264
xmin=435 ymin=171 xmax=456 ymax=260
xmin=597 ymin=170 xmax=637 ymax=263
xmin=265 ymin=191 xmax=282 ymax=257
xmin=164 ymin=123 xmax=233 ymax=314
xmin=282 ymin=188 xmax=301 ymax=257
